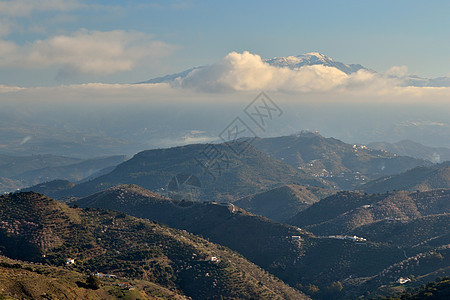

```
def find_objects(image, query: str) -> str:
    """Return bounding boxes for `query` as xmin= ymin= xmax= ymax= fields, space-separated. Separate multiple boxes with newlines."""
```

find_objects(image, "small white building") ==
xmin=65 ymin=258 xmax=75 ymax=265
xmin=117 ymin=282 xmax=134 ymax=290
xmin=397 ymin=277 xmax=411 ymax=284
xmin=210 ymin=256 xmax=220 ymax=263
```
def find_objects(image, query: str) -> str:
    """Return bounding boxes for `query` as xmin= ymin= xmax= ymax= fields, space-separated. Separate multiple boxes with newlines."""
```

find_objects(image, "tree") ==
xmin=86 ymin=274 xmax=100 ymax=290
xmin=321 ymin=281 xmax=343 ymax=299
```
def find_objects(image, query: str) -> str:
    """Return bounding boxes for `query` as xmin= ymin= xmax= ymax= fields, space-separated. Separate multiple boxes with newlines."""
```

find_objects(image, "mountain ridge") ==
xmin=368 ymin=139 xmax=450 ymax=163
xmin=249 ymin=132 xmax=430 ymax=190
xmin=35 ymin=142 xmax=329 ymax=201
xmin=72 ymin=184 xmax=445 ymax=299
xmin=234 ymin=184 xmax=334 ymax=222
xmin=361 ymin=161 xmax=450 ymax=193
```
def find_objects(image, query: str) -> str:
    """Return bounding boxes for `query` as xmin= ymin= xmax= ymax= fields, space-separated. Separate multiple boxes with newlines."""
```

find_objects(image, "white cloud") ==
xmin=0 ymin=84 xmax=26 ymax=92
xmin=0 ymin=29 xmax=176 ymax=76
xmin=0 ymin=0 xmax=84 ymax=17
xmin=173 ymin=51 xmax=406 ymax=94
xmin=176 ymin=51 xmax=348 ymax=92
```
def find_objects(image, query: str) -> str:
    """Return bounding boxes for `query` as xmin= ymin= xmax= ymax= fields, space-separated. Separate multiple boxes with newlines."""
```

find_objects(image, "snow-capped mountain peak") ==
xmin=304 ymin=52 xmax=334 ymax=62
xmin=264 ymin=52 xmax=365 ymax=74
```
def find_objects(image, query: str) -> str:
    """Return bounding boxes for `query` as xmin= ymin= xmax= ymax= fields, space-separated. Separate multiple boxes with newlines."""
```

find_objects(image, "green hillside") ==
xmin=352 ymin=214 xmax=450 ymax=247
xmin=234 ymin=184 xmax=334 ymax=222
xmin=251 ymin=132 xmax=429 ymax=189
xmin=75 ymin=185 xmax=309 ymax=272
xmin=22 ymin=179 xmax=77 ymax=202
xmin=283 ymin=188 xmax=450 ymax=298
xmin=0 ymin=256 xmax=186 ymax=299
xmin=50 ymin=142 xmax=328 ymax=201
xmin=74 ymin=185 xmax=430 ymax=299
xmin=0 ymin=192 xmax=308 ymax=300
xmin=386 ymin=276 xmax=450 ymax=299
xmin=289 ymin=189 xmax=450 ymax=237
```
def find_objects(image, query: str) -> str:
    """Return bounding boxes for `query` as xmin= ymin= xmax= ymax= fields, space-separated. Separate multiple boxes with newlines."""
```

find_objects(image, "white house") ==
xmin=397 ymin=277 xmax=411 ymax=284
xmin=210 ymin=256 xmax=220 ymax=262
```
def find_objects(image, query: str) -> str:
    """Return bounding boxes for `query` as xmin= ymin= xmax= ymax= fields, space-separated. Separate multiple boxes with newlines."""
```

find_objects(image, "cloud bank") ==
xmin=169 ymin=51 xmax=439 ymax=95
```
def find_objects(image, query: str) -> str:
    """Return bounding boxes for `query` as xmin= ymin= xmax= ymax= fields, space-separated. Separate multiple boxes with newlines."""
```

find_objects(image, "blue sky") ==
xmin=1 ymin=0 xmax=450 ymax=86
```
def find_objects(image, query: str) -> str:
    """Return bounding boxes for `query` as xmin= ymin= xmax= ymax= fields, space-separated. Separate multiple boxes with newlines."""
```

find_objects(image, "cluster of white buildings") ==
xmin=328 ymin=235 xmax=367 ymax=242
xmin=92 ymin=272 xmax=117 ymax=279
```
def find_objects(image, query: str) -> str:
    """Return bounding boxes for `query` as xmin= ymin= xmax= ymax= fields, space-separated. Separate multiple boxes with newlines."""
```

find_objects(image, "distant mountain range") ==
xmin=0 ymin=154 xmax=127 ymax=194
xmin=368 ymin=139 xmax=450 ymax=163
xmin=22 ymin=133 xmax=435 ymax=200
xmin=139 ymin=52 xmax=450 ymax=87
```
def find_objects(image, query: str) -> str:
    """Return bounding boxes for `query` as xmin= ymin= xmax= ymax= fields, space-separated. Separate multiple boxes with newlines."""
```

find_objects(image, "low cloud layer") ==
xmin=1 ymin=78 xmax=449 ymax=155
xmin=0 ymin=29 xmax=175 ymax=77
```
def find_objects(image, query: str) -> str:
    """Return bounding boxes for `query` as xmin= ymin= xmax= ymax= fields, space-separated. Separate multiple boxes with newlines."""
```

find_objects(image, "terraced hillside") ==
xmin=0 ymin=192 xmax=307 ymax=300
xmin=0 ymin=256 xmax=186 ymax=299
